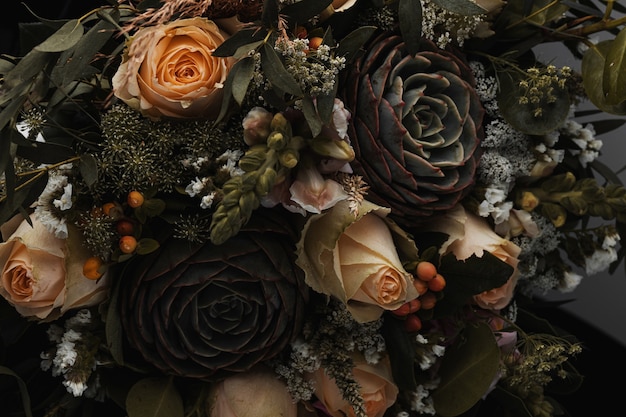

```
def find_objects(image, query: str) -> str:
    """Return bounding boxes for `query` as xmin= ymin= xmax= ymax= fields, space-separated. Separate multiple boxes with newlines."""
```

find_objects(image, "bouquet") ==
xmin=1 ymin=0 xmax=625 ymax=416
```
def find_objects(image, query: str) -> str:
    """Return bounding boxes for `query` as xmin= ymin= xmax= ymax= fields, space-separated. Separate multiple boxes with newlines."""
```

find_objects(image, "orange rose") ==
xmin=309 ymin=354 xmax=398 ymax=417
xmin=207 ymin=366 xmax=298 ymax=417
xmin=431 ymin=206 xmax=521 ymax=311
xmin=112 ymin=17 xmax=232 ymax=119
xmin=0 ymin=215 xmax=109 ymax=320
xmin=296 ymin=200 xmax=419 ymax=323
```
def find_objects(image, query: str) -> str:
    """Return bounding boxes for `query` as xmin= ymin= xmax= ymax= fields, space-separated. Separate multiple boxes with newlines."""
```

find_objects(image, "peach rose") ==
xmin=207 ymin=366 xmax=298 ymax=417
xmin=431 ymin=206 xmax=521 ymax=311
xmin=112 ymin=17 xmax=232 ymax=119
xmin=309 ymin=354 xmax=398 ymax=417
xmin=296 ymin=200 xmax=419 ymax=323
xmin=0 ymin=214 xmax=109 ymax=320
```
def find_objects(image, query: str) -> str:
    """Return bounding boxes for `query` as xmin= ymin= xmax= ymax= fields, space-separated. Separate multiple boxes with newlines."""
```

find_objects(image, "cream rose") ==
xmin=207 ymin=366 xmax=298 ymax=417
xmin=296 ymin=200 xmax=419 ymax=323
xmin=432 ymin=206 xmax=521 ymax=310
xmin=112 ymin=17 xmax=232 ymax=119
xmin=309 ymin=354 xmax=398 ymax=417
xmin=0 ymin=215 xmax=109 ymax=320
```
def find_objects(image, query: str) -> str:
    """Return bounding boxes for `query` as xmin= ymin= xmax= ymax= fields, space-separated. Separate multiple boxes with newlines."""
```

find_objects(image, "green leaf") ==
xmin=497 ymin=69 xmax=571 ymax=135
xmin=301 ymin=95 xmax=323 ymax=137
xmin=61 ymin=11 xmax=119 ymax=85
xmin=231 ymin=55 xmax=255 ymax=105
xmin=430 ymin=0 xmax=487 ymax=15
xmin=0 ymin=367 xmax=33 ymax=417
xmin=79 ymin=153 xmax=99 ymax=188
xmin=261 ymin=42 xmax=303 ymax=97
xmin=280 ymin=0 xmax=332 ymax=24
xmin=126 ymin=377 xmax=184 ymax=417
xmin=212 ymin=27 xmax=267 ymax=57
xmin=381 ymin=317 xmax=417 ymax=391
xmin=34 ymin=19 xmax=84 ymax=53
xmin=261 ymin=0 xmax=280 ymax=28
xmin=0 ymin=50 xmax=54 ymax=107
xmin=105 ymin=273 xmax=125 ymax=366
xmin=336 ymin=26 xmax=377 ymax=63
xmin=17 ymin=141 xmax=75 ymax=165
xmin=582 ymin=41 xmax=626 ymax=115
xmin=136 ymin=238 xmax=160 ymax=255
xmin=603 ymin=27 xmax=626 ymax=106
xmin=0 ymin=171 xmax=48 ymax=226
xmin=431 ymin=322 xmax=501 ymax=417
xmin=434 ymin=252 xmax=513 ymax=317
xmin=399 ymin=0 xmax=423 ymax=56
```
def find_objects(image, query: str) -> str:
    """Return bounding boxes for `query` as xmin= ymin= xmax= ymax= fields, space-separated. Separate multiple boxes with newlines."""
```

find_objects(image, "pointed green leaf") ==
xmin=302 ymin=95 xmax=322 ymax=137
xmin=0 ymin=50 xmax=54 ymax=107
xmin=126 ymin=377 xmax=184 ymax=417
xmin=431 ymin=322 xmax=500 ymax=417
xmin=399 ymin=0 xmax=423 ymax=56
xmin=261 ymin=42 xmax=303 ymax=96
xmin=262 ymin=0 xmax=280 ymax=28
xmin=232 ymin=55 xmax=255 ymax=105
xmin=336 ymin=26 xmax=377 ymax=63
xmin=582 ymin=41 xmax=626 ymax=115
xmin=17 ymin=141 xmax=75 ymax=165
xmin=105 ymin=274 xmax=124 ymax=365
xmin=79 ymin=153 xmax=99 ymax=187
xmin=34 ymin=19 xmax=84 ymax=53
xmin=316 ymin=87 xmax=337 ymax=125
xmin=62 ymin=11 xmax=119 ymax=85
xmin=381 ymin=317 xmax=418 ymax=391
xmin=431 ymin=0 xmax=487 ymax=15
xmin=280 ymin=0 xmax=332 ymax=24
xmin=0 ymin=367 xmax=33 ymax=417
xmin=212 ymin=27 xmax=267 ymax=57
xmin=604 ymin=27 xmax=626 ymax=106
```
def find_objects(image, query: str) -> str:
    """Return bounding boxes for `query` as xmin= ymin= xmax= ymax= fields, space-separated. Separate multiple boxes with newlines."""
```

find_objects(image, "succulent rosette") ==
xmin=341 ymin=32 xmax=484 ymax=225
xmin=118 ymin=209 xmax=309 ymax=380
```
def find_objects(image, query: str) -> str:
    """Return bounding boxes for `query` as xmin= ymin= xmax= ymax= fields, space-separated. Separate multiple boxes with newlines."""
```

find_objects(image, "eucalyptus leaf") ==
xmin=431 ymin=0 xmax=487 ymax=15
xmin=62 ymin=11 xmax=119 ymax=85
xmin=431 ymin=322 xmax=500 ymax=417
xmin=262 ymin=0 xmax=280 ymax=29
xmin=79 ymin=153 xmax=99 ymax=188
xmin=0 ymin=57 xmax=15 ymax=74
xmin=582 ymin=41 xmax=626 ymax=115
xmin=603 ymin=27 xmax=626 ymax=106
xmin=136 ymin=238 xmax=160 ymax=255
xmin=0 ymin=367 xmax=33 ymax=417
xmin=399 ymin=0 xmax=423 ymax=56
xmin=17 ymin=141 xmax=75 ymax=165
xmin=381 ymin=317 xmax=417 ymax=391
xmin=336 ymin=26 xmax=377 ymax=63
xmin=0 ymin=49 xmax=55 ymax=107
xmin=126 ymin=377 xmax=184 ymax=417
xmin=261 ymin=43 xmax=303 ymax=97
xmin=212 ymin=28 xmax=267 ymax=57
xmin=231 ymin=56 xmax=255 ymax=105
xmin=316 ymin=87 xmax=337 ymax=125
xmin=497 ymin=70 xmax=571 ymax=135
xmin=105 ymin=274 xmax=125 ymax=365
xmin=280 ymin=0 xmax=332 ymax=24
xmin=34 ymin=19 xmax=84 ymax=53
xmin=301 ymin=95 xmax=323 ymax=137
xmin=0 ymin=172 xmax=48 ymax=225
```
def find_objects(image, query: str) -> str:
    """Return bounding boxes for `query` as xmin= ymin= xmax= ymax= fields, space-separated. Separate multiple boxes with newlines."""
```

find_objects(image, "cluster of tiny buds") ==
xmin=518 ymin=65 xmax=572 ymax=117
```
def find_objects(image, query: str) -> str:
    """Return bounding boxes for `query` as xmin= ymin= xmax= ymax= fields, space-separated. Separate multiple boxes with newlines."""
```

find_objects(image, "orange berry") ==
xmin=119 ymin=235 xmax=137 ymax=254
xmin=102 ymin=202 xmax=116 ymax=216
xmin=116 ymin=219 xmax=134 ymax=236
xmin=308 ymin=37 xmax=323 ymax=50
xmin=294 ymin=25 xmax=308 ymax=39
xmin=83 ymin=256 xmax=104 ymax=280
xmin=408 ymin=298 xmax=421 ymax=313
xmin=127 ymin=191 xmax=144 ymax=208
xmin=416 ymin=261 xmax=437 ymax=281
xmin=428 ymin=273 xmax=446 ymax=292
xmin=420 ymin=291 xmax=437 ymax=310
xmin=391 ymin=303 xmax=411 ymax=317
xmin=413 ymin=278 xmax=429 ymax=295
xmin=404 ymin=314 xmax=422 ymax=332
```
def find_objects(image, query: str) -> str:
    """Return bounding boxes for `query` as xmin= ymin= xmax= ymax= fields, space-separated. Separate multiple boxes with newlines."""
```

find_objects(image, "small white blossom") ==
xmin=200 ymin=192 xmax=216 ymax=209
xmin=53 ymin=183 xmax=73 ymax=211
xmin=557 ymin=270 xmax=583 ymax=293
xmin=584 ymin=247 xmax=618 ymax=275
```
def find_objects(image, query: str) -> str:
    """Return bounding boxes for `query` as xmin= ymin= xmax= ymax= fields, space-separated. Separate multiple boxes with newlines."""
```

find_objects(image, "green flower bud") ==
xmin=267 ymin=131 xmax=287 ymax=150
xmin=256 ymin=168 xmax=277 ymax=196
xmin=541 ymin=202 xmax=567 ymax=227
xmin=270 ymin=112 xmax=291 ymax=135
xmin=239 ymin=191 xmax=259 ymax=216
xmin=309 ymin=136 xmax=355 ymax=161
xmin=540 ymin=171 xmax=576 ymax=192
xmin=279 ymin=149 xmax=299 ymax=168
xmin=560 ymin=195 xmax=587 ymax=215
xmin=239 ymin=145 xmax=268 ymax=172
